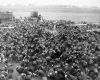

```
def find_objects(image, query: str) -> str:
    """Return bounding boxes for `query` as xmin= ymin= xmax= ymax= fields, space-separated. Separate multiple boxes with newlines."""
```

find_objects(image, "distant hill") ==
xmin=0 ymin=5 xmax=100 ymax=13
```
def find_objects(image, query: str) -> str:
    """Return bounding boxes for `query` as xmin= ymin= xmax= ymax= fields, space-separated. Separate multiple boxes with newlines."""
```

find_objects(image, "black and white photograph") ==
xmin=0 ymin=0 xmax=100 ymax=80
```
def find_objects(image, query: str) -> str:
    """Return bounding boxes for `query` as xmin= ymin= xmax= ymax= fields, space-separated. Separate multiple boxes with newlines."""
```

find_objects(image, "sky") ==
xmin=0 ymin=0 xmax=100 ymax=7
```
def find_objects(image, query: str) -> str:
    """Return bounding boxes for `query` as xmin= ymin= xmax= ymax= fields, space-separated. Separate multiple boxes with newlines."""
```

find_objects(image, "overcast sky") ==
xmin=0 ymin=0 xmax=100 ymax=7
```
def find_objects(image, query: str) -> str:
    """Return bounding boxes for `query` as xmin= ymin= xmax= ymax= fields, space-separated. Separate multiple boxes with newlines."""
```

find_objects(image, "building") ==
xmin=0 ymin=11 xmax=14 ymax=23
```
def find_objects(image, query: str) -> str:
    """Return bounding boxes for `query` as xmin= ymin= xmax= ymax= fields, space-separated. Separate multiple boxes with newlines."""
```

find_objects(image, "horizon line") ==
xmin=0 ymin=4 xmax=100 ymax=8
